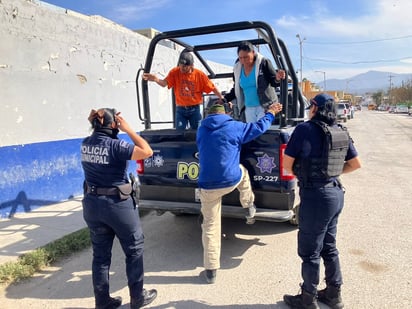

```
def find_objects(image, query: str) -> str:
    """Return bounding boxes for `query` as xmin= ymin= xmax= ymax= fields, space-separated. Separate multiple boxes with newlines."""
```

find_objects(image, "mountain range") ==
xmin=316 ymin=71 xmax=412 ymax=95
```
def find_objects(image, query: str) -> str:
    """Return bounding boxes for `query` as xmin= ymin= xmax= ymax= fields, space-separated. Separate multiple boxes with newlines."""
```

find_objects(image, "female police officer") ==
xmin=81 ymin=108 xmax=157 ymax=309
xmin=282 ymin=93 xmax=361 ymax=309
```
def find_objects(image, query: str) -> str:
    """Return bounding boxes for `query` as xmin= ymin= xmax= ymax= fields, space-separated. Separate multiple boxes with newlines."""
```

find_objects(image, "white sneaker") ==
xmin=245 ymin=205 xmax=256 ymax=225
xmin=248 ymin=205 xmax=256 ymax=218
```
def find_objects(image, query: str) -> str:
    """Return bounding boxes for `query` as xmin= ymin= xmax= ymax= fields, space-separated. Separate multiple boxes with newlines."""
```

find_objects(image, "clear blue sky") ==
xmin=41 ymin=0 xmax=412 ymax=83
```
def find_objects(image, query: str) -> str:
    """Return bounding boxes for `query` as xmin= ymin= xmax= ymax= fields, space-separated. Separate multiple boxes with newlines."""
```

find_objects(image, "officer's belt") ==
xmin=299 ymin=180 xmax=341 ymax=189
xmin=86 ymin=185 xmax=119 ymax=196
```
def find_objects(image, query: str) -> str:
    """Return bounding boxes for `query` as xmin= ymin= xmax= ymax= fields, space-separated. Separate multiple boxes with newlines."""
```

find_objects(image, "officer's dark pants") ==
xmin=298 ymin=185 xmax=344 ymax=295
xmin=82 ymin=194 xmax=144 ymax=307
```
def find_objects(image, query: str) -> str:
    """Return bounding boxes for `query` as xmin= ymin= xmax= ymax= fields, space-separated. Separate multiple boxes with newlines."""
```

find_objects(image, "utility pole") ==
xmin=388 ymin=75 xmax=394 ymax=105
xmin=315 ymin=70 xmax=326 ymax=91
xmin=346 ymin=79 xmax=352 ymax=93
xmin=296 ymin=34 xmax=306 ymax=87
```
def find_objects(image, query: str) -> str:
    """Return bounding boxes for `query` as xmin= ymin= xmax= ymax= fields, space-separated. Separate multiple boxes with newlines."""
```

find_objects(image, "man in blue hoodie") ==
xmin=196 ymin=102 xmax=282 ymax=284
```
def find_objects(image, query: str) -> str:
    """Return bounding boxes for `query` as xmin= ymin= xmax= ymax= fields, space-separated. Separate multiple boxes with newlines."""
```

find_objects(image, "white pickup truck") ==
xmin=336 ymin=102 xmax=349 ymax=122
xmin=395 ymin=105 xmax=409 ymax=114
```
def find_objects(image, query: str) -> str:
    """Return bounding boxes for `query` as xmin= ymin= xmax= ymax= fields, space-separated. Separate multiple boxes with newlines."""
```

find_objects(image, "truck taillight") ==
xmin=136 ymin=159 xmax=144 ymax=175
xmin=279 ymin=144 xmax=295 ymax=181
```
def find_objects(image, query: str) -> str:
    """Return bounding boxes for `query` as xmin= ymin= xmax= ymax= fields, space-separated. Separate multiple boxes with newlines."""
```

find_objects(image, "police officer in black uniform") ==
xmin=282 ymin=93 xmax=361 ymax=309
xmin=81 ymin=108 xmax=157 ymax=309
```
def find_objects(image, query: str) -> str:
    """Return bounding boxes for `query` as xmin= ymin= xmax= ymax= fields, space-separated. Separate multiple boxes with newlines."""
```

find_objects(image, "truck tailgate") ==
xmin=138 ymin=127 xmax=297 ymax=212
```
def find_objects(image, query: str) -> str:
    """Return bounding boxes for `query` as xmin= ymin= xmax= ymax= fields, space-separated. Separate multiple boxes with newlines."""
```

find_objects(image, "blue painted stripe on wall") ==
xmin=0 ymin=134 xmax=136 ymax=218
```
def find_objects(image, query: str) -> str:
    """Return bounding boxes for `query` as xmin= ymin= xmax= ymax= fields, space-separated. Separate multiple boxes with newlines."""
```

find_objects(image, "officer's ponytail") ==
xmin=313 ymin=100 xmax=337 ymax=125
xmin=88 ymin=108 xmax=117 ymax=129
xmin=88 ymin=108 xmax=119 ymax=138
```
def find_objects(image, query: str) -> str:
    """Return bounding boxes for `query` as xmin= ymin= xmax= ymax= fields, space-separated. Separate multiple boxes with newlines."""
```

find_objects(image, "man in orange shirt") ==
xmin=143 ymin=51 xmax=223 ymax=130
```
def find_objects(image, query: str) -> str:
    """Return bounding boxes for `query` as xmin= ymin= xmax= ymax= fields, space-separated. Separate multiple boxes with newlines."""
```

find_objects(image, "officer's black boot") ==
xmin=317 ymin=285 xmax=344 ymax=309
xmin=95 ymin=296 xmax=122 ymax=309
xmin=283 ymin=289 xmax=319 ymax=309
xmin=130 ymin=289 xmax=157 ymax=309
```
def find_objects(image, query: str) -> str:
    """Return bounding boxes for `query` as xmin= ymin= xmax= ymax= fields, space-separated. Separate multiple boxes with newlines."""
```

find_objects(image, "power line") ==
xmin=304 ymin=56 xmax=412 ymax=65
xmin=306 ymin=34 xmax=412 ymax=45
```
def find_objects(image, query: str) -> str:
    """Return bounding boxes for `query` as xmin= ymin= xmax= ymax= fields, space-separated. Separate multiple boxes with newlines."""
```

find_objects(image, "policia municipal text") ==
xmin=81 ymin=108 xmax=158 ymax=309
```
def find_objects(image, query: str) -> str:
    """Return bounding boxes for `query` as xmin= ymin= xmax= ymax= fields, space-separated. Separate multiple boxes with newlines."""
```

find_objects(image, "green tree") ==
xmin=390 ymin=78 xmax=412 ymax=105
xmin=372 ymin=91 xmax=383 ymax=106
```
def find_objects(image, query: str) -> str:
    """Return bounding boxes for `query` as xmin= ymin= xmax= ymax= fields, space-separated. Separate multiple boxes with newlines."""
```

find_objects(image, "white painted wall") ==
xmin=1 ymin=0 xmax=154 ymax=146
xmin=0 ymin=0 xmax=233 ymax=147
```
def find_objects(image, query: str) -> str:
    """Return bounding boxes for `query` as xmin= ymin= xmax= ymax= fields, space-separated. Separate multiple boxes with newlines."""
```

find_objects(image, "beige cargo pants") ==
xmin=200 ymin=164 xmax=254 ymax=270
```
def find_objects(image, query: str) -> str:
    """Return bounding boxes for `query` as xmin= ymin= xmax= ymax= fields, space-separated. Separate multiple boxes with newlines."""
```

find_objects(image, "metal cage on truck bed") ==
xmin=134 ymin=21 xmax=307 ymax=224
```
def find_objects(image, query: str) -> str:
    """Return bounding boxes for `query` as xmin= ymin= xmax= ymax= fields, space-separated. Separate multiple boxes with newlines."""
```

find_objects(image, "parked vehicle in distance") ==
xmin=368 ymin=103 xmax=376 ymax=110
xmin=338 ymin=100 xmax=352 ymax=119
xmin=336 ymin=103 xmax=349 ymax=122
xmin=394 ymin=104 xmax=409 ymax=114
xmin=388 ymin=106 xmax=396 ymax=113
xmin=408 ymin=106 xmax=412 ymax=116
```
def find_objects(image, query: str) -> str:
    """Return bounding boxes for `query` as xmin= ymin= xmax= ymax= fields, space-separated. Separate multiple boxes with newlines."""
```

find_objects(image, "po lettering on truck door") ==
xmin=177 ymin=161 xmax=199 ymax=180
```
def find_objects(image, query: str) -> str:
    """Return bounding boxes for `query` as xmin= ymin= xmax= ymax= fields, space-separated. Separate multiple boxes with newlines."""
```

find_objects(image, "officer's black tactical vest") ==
xmin=292 ymin=120 xmax=350 ymax=184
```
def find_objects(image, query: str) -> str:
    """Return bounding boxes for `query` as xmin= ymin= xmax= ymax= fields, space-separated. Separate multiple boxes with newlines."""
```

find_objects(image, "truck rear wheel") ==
xmin=289 ymin=204 xmax=300 ymax=225
xmin=171 ymin=212 xmax=203 ymax=226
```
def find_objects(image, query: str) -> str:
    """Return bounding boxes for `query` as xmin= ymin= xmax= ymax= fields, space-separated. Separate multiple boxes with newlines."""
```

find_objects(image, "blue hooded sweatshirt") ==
xmin=196 ymin=112 xmax=275 ymax=189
